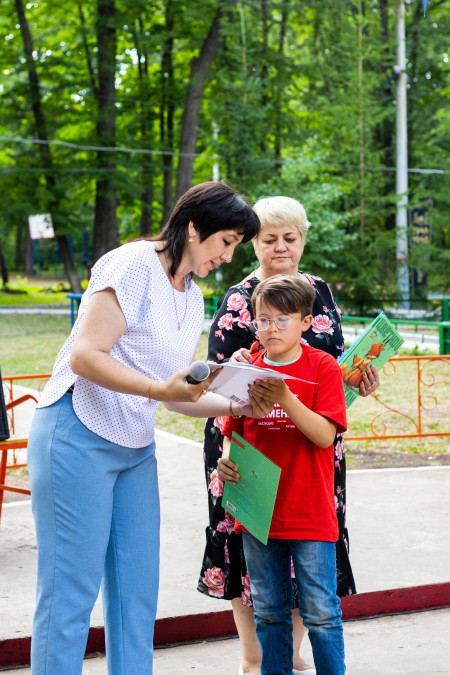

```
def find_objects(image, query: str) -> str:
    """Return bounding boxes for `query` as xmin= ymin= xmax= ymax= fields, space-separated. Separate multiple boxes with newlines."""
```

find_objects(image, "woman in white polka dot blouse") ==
xmin=26 ymin=182 xmax=269 ymax=675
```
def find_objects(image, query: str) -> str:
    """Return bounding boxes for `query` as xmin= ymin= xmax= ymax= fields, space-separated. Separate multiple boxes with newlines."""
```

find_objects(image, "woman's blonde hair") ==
xmin=253 ymin=196 xmax=310 ymax=242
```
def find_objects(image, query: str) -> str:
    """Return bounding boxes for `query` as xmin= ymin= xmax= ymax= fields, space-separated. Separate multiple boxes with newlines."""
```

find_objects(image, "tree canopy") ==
xmin=0 ymin=0 xmax=448 ymax=307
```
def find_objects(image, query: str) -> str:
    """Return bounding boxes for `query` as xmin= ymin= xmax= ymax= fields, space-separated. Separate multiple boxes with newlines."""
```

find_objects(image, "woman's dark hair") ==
xmin=251 ymin=274 xmax=315 ymax=318
xmin=152 ymin=182 xmax=260 ymax=277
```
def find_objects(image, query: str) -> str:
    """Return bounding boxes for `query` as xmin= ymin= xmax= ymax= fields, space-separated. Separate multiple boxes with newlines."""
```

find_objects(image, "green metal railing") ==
xmin=204 ymin=296 xmax=221 ymax=319
xmin=337 ymin=297 xmax=450 ymax=354
xmin=341 ymin=316 xmax=450 ymax=355
xmin=66 ymin=293 xmax=450 ymax=354
xmin=203 ymin=296 xmax=450 ymax=355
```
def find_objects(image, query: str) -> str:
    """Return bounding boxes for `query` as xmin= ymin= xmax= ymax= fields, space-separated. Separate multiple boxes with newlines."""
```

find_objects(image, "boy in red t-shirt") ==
xmin=219 ymin=274 xmax=347 ymax=675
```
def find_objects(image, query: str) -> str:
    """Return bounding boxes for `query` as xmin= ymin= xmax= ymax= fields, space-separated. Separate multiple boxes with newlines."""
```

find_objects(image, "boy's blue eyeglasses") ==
xmin=251 ymin=315 xmax=299 ymax=331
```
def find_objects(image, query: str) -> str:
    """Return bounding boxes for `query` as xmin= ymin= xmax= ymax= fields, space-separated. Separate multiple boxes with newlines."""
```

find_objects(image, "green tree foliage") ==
xmin=0 ymin=0 xmax=448 ymax=305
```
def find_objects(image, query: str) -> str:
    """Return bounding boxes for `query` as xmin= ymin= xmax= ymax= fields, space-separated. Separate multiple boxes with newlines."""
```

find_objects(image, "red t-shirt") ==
xmin=221 ymin=345 xmax=347 ymax=541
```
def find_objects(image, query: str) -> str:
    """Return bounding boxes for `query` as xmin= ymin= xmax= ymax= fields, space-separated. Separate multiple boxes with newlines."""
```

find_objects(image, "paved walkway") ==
xmin=1 ymin=394 xmax=450 ymax=672
xmin=2 ymin=431 xmax=450 ymax=629
xmin=1 ymin=427 xmax=450 ymax=672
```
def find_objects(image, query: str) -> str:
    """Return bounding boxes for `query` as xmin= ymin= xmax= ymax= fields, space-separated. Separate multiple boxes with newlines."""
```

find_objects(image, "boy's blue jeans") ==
xmin=27 ymin=392 xmax=160 ymax=674
xmin=242 ymin=533 xmax=345 ymax=675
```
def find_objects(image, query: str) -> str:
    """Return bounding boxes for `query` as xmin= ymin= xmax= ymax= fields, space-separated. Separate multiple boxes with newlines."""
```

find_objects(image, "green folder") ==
xmin=222 ymin=431 xmax=281 ymax=545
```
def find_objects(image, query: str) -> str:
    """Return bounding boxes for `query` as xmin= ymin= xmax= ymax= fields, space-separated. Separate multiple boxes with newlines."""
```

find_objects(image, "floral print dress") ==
xmin=197 ymin=272 xmax=357 ymax=604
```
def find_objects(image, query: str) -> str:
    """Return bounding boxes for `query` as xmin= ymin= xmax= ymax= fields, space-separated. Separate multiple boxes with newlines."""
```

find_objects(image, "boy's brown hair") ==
xmin=251 ymin=274 xmax=315 ymax=318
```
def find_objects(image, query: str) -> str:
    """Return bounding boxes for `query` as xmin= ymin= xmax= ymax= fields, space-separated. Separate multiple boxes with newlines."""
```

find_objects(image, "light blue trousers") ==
xmin=27 ymin=392 xmax=160 ymax=674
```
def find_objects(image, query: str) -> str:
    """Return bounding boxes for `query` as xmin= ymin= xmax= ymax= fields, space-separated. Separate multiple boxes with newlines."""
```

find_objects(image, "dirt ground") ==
xmin=346 ymin=447 xmax=450 ymax=469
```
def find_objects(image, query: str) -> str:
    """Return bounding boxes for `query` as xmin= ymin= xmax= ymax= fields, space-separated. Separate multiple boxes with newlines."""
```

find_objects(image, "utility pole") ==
xmin=395 ymin=0 xmax=410 ymax=309
xmin=358 ymin=1 xmax=365 ymax=238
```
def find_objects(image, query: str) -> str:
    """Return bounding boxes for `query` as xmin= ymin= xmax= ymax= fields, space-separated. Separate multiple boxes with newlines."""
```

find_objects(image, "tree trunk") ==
xmin=379 ymin=0 xmax=389 ymax=44
xmin=160 ymin=0 xmax=175 ymax=227
xmin=15 ymin=221 xmax=24 ymax=270
xmin=15 ymin=0 xmax=82 ymax=292
xmin=408 ymin=0 xmax=428 ymax=154
xmin=139 ymin=184 xmax=154 ymax=236
xmin=78 ymin=2 xmax=97 ymax=97
xmin=0 ymin=241 xmax=9 ymax=286
xmin=274 ymin=3 xmax=289 ymax=165
xmin=92 ymin=0 xmax=117 ymax=262
xmin=134 ymin=18 xmax=154 ymax=236
xmin=372 ymin=0 xmax=395 ymax=232
xmin=259 ymin=1 xmax=269 ymax=154
xmin=25 ymin=221 xmax=33 ymax=275
xmin=176 ymin=8 xmax=222 ymax=199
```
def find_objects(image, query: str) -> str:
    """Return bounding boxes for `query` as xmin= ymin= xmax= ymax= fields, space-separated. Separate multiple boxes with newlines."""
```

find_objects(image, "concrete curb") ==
xmin=1 ymin=582 xmax=449 ymax=669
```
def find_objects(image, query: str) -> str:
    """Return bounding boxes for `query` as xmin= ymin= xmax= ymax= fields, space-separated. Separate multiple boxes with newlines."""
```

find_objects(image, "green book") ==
xmin=222 ymin=431 xmax=281 ymax=545
xmin=338 ymin=311 xmax=404 ymax=408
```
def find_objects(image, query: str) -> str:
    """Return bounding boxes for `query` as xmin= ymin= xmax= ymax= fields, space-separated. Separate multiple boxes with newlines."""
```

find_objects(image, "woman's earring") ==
xmin=189 ymin=237 xmax=194 ymax=243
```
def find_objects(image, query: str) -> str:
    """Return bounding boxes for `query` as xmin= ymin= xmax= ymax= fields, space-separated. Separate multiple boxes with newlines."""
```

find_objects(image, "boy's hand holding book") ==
xmin=238 ymin=383 xmax=275 ymax=419
xmin=250 ymin=377 xmax=291 ymax=408
xmin=230 ymin=343 xmax=292 ymax=417
xmin=218 ymin=437 xmax=240 ymax=485
xmin=248 ymin=377 xmax=337 ymax=448
xmin=218 ymin=456 xmax=240 ymax=484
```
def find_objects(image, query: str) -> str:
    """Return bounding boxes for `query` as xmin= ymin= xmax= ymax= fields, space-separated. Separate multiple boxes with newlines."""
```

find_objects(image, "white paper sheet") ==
xmin=207 ymin=361 xmax=315 ymax=406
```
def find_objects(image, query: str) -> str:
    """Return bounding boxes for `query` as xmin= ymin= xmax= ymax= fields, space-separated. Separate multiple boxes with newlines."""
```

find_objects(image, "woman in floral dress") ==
xmin=197 ymin=196 xmax=379 ymax=675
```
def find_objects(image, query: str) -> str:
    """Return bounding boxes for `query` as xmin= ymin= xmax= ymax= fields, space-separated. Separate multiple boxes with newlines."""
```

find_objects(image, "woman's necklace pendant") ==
xmin=163 ymin=248 xmax=188 ymax=330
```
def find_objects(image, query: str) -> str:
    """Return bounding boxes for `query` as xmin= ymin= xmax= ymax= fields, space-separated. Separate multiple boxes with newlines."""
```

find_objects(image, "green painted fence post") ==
xmin=440 ymin=297 xmax=450 ymax=355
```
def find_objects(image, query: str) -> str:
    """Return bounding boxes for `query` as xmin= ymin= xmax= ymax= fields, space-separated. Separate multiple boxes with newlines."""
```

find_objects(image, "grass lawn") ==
xmin=0 ymin=274 xmax=78 ymax=306
xmin=1 ymin=314 xmax=448 ymax=458
xmin=0 ymin=314 xmax=71 ymax=380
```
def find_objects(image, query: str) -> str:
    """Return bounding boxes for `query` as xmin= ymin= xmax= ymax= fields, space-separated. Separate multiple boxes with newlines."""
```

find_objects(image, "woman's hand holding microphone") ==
xmin=149 ymin=362 xmax=221 ymax=403
xmin=158 ymin=359 xmax=273 ymax=419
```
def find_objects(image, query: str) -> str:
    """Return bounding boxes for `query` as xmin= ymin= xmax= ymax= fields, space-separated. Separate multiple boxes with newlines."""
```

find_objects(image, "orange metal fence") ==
xmin=0 ymin=374 xmax=50 ymax=521
xmin=2 ymin=373 xmax=50 ymax=436
xmin=1 ymin=358 xmax=449 ymax=520
xmin=346 ymin=355 xmax=450 ymax=442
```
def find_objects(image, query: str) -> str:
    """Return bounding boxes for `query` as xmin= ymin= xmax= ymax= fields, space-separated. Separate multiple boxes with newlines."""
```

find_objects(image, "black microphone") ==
xmin=186 ymin=361 xmax=211 ymax=385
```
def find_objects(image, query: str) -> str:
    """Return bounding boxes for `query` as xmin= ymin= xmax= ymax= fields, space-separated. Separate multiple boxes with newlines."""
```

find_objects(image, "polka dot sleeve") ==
xmin=86 ymin=241 xmax=153 ymax=329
